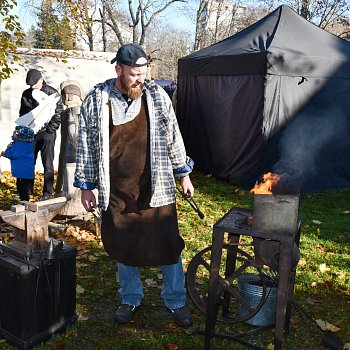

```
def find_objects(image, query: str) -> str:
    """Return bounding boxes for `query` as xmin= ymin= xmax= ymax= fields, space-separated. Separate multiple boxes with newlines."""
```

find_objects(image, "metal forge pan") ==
xmin=252 ymin=186 xmax=300 ymax=235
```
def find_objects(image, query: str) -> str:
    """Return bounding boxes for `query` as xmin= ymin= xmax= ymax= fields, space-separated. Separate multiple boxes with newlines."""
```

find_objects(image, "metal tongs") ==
xmin=177 ymin=188 xmax=204 ymax=219
xmin=91 ymin=206 xmax=102 ymax=221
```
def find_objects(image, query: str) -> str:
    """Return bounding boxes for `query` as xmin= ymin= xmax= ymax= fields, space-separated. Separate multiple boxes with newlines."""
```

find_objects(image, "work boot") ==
xmin=168 ymin=305 xmax=193 ymax=327
xmin=114 ymin=304 xmax=138 ymax=324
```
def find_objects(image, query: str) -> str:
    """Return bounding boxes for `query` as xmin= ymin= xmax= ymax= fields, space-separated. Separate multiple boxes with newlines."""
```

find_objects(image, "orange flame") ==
xmin=250 ymin=172 xmax=281 ymax=194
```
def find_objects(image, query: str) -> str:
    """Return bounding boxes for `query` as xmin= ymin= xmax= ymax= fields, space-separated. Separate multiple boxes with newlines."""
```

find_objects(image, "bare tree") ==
xmin=194 ymin=0 xmax=349 ymax=51
xmin=147 ymin=20 xmax=192 ymax=79
xmin=260 ymin=0 xmax=350 ymax=30
xmin=194 ymin=0 xmax=266 ymax=51
xmin=194 ymin=0 xmax=207 ymax=51
xmin=102 ymin=0 xmax=188 ymax=46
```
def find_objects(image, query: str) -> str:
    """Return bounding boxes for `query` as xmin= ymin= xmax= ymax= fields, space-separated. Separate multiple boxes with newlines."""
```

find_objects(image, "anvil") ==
xmin=0 ymin=197 xmax=67 ymax=250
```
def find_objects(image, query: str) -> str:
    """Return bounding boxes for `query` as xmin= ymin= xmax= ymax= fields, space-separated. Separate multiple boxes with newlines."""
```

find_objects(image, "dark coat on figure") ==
xmin=19 ymin=81 xmax=63 ymax=134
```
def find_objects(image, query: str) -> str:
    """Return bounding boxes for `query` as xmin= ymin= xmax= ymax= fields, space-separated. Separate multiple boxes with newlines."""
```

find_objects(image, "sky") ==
xmin=7 ymin=0 xmax=197 ymax=35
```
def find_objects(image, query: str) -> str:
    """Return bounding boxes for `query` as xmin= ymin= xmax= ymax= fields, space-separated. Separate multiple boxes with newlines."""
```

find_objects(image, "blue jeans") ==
xmin=116 ymin=256 xmax=186 ymax=309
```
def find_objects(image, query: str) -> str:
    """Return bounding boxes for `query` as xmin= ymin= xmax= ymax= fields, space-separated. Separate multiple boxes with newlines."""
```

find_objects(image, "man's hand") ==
xmin=81 ymin=189 xmax=97 ymax=212
xmin=180 ymin=175 xmax=194 ymax=198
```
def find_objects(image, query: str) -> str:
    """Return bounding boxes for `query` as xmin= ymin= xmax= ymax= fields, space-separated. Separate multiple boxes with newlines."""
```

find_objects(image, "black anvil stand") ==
xmin=190 ymin=206 xmax=301 ymax=350
xmin=0 ymin=198 xmax=77 ymax=350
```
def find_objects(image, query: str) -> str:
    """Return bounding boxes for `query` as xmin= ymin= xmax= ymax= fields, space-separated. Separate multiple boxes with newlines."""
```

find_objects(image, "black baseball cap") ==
xmin=26 ymin=69 xmax=42 ymax=85
xmin=111 ymin=43 xmax=148 ymax=67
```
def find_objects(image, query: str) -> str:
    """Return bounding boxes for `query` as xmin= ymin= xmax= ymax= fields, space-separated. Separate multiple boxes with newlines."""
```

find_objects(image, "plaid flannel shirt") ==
xmin=74 ymin=78 xmax=193 ymax=211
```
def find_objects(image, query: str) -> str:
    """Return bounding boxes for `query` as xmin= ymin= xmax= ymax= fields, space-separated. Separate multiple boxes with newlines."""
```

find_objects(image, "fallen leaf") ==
xmin=76 ymin=262 xmax=89 ymax=269
xmin=306 ymin=297 xmax=320 ymax=305
xmin=324 ymin=280 xmax=333 ymax=288
xmin=88 ymin=255 xmax=98 ymax=262
xmin=316 ymin=319 xmax=340 ymax=332
xmin=76 ymin=284 xmax=85 ymax=295
xmin=165 ymin=343 xmax=179 ymax=350
xmin=144 ymin=278 xmax=158 ymax=287
xmin=298 ymin=258 xmax=307 ymax=266
xmin=289 ymin=317 xmax=299 ymax=325
xmin=77 ymin=314 xmax=89 ymax=321
xmin=336 ymin=272 xmax=346 ymax=280
xmin=319 ymin=263 xmax=331 ymax=273
xmin=312 ymin=220 xmax=322 ymax=224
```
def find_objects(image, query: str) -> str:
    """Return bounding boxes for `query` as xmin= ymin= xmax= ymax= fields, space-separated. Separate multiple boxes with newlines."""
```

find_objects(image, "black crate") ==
xmin=0 ymin=243 xmax=77 ymax=350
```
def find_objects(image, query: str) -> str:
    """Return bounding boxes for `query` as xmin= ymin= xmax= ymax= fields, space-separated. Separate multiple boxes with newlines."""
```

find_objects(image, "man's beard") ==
xmin=120 ymin=75 xmax=143 ymax=100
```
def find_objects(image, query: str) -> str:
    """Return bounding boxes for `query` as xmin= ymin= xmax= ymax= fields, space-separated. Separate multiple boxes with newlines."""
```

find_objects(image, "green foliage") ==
xmin=33 ymin=0 xmax=75 ymax=50
xmin=0 ymin=0 xmax=25 ymax=79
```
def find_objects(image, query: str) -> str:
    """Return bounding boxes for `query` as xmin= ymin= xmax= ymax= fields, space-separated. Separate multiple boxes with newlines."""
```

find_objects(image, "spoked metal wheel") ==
xmin=186 ymin=244 xmax=268 ymax=323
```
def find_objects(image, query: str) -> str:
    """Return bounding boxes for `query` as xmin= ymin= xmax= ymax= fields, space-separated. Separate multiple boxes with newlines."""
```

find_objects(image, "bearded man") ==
xmin=74 ymin=44 xmax=195 ymax=328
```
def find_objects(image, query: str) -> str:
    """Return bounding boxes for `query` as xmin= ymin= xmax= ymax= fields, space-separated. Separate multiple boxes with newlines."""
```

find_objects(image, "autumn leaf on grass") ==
xmin=66 ymin=225 xmax=80 ymax=237
xmin=298 ymin=258 xmax=307 ymax=266
xmin=306 ymin=297 xmax=320 ymax=305
xmin=88 ymin=255 xmax=98 ymax=262
xmin=289 ymin=317 xmax=299 ymax=325
xmin=76 ymin=284 xmax=85 ymax=295
xmin=77 ymin=314 xmax=89 ymax=321
xmin=144 ymin=278 xmax=158 ymax=287
xmin=93 ymin=251 xmax=109 ymax=257
xmin=76 ymin=262 xmax=89 ymax=269
xmin=76 ymin=303 xmax=89 ymax=321
xmin=319 ymin=263 xmax=331 ymax=273
xmin=316 ymin=319 xmax=340 ymax=332
xmin=312 ymin=220 xmax=322 ymax=224
xmin=165 ymin=342 xmax=179 ymax=350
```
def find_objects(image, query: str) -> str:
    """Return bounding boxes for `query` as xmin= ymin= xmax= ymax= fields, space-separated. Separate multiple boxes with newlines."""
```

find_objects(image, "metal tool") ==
xmin=177 ymin=188 xmax=204 ymax=219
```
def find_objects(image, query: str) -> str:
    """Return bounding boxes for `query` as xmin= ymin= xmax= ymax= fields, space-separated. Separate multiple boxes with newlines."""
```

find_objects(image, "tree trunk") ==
xmin=300 ymin=0 xmax=308 ymax=19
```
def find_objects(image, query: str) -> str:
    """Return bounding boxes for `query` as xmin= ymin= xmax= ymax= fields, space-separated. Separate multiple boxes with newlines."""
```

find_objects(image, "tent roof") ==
xmin=179 ymin=5 xmax=350 ymax=77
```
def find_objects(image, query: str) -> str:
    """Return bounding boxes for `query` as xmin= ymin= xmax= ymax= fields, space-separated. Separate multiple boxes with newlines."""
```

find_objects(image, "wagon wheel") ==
xmin=186 ymin=244 xmax=268 ymax=323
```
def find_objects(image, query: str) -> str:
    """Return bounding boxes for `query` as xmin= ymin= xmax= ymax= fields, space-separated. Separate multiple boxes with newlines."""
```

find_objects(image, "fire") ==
xmin=250 ymin=172 xmax=281 ymax=194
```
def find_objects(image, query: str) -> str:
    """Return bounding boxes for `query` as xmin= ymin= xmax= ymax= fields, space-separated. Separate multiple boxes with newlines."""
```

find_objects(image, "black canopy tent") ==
xmin=176 ymin=5 xmax=350 ymax=191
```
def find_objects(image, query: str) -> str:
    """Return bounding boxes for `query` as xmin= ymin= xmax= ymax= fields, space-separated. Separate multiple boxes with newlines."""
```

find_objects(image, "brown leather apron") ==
xmin=101 ymin=96 xmax=185 ymax=266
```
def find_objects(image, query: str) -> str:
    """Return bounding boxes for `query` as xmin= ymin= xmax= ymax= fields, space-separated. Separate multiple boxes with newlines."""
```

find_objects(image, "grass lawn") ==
xmin=0 ymin=170 xmax=349 ymax=350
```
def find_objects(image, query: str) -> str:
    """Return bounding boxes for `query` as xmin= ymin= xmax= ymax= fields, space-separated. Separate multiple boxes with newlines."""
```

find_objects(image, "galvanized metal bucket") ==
xmin=238 ymin=273 xmax=277 ymax=327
